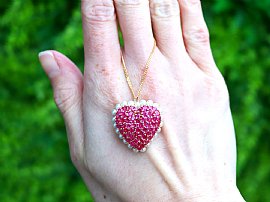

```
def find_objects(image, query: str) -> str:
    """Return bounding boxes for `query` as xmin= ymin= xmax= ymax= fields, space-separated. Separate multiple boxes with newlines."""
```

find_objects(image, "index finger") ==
xmin=81 ymin=0 xmax=121 ymax=79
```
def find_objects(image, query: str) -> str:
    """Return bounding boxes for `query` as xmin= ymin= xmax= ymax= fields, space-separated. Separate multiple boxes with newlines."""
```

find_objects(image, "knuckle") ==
xmin=150 ymin=0 xmax=180 ymax=19
xmin=53 ymin=83 xmax=81 ymax=114
xmin=84 ymin=66 xmax=121 ymax=110
xmin=188 ymin=0 xmax=201 ymax=5
xmin=89 ymin=84 xmax=119 ymax=109
xmin=204 ymin=76 xmax=229 ymax=103
xmin=182 ymin=0 xmax=201 ymax=6
xmin=70 ymin=151 xmax=83 ymax=168
xmin=184 ymin=26 xmax=209 ymax=45
xmin=115 ymin=0 xmax=144 ymax=6
xmin=81 ymin=2 xmax=115 ymax=22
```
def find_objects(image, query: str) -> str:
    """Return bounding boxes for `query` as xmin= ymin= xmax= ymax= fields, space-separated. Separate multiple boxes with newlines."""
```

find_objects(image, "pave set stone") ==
xmin=112 ymin=100 xmax=162 ymax=152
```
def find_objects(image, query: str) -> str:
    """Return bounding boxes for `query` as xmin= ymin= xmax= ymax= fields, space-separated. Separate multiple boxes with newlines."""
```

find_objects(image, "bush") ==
xmin=0 ymin=0 xmax=269 ymax=201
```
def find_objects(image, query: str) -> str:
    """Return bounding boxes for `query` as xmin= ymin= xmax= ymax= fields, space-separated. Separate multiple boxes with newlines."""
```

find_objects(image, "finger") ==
xmin=114 ymin=0 xmax=155 ymax=59
xmin=81 ymin=0 xmax=121 ymax=77
xmin=149 ymin=0 xmax=186 ymax=58
xmin=39 ymin=52 xmax=109 ymax=198
xmin=38 ymin=50 xmax=85 ymax=169
xmin=179 ymin=0 xmax=218 ymax=74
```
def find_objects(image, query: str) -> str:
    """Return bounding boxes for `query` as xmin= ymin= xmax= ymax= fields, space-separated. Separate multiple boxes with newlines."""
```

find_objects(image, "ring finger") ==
xmin=114 ymin=0 xmax=155 ymax=60
xmin=149 ymin=0 xmax=186 ymax=58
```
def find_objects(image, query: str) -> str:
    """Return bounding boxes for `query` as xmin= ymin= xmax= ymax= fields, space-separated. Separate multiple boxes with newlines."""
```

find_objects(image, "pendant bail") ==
xmin=134 ymin=96 xmax=139 ymax=102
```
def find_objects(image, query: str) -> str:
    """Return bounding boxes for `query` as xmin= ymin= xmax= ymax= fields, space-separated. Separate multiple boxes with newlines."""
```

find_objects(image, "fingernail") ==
xmin=38 ymin=50 xmax=54 ymax=58
xmin=38 ymin=50 xmax=60 ymax=78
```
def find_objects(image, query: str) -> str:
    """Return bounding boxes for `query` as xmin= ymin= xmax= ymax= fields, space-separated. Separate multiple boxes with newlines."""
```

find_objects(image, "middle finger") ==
xmin=114 ymin=0 xmax=155 ymax=59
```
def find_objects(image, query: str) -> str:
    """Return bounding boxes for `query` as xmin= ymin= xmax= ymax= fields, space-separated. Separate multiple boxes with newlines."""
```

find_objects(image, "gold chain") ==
xmin=121 ymin=40 xmax=156 ymax=101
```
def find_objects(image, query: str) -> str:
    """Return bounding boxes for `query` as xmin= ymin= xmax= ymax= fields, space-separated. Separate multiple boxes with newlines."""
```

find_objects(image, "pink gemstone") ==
xmin=115 ymin=104 xmax=161 ymax=150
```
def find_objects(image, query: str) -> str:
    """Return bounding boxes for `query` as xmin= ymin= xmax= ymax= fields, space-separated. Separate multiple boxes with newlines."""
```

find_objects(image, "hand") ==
xmin=39 ymin=0 xmax=245 ymax=201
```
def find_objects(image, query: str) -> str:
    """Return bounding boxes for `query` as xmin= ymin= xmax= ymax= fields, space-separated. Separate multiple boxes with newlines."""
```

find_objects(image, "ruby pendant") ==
xmin=112 ymin=100 xmax=163 ymax=153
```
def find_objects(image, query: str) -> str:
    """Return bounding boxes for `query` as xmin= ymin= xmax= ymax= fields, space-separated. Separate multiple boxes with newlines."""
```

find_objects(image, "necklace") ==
xmin=112 ymin=40 xmax=163 ymax=153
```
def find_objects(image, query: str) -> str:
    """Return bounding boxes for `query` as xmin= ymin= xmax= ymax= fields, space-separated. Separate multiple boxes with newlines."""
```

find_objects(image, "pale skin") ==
xmin=38 ymin=0 xmax=246 ymax=201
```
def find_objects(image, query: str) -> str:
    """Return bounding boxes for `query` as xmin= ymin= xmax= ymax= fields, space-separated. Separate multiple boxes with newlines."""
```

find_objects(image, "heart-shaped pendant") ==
xmin=112 ymin=100 xmax=162 ymax=152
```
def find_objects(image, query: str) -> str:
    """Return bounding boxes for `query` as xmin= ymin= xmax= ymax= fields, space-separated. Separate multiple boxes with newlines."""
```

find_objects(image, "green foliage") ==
xmin=0 ymin=0 xmax=269 ymax=201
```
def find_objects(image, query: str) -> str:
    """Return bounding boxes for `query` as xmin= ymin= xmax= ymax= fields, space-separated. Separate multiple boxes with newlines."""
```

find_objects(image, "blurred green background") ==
xmin=0 ymin=0 xmax=269 ymax=201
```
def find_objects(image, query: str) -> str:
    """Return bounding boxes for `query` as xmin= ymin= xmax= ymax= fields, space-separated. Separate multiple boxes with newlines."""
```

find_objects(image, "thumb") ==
xmin=38 ymin=50 xmax=85 ymax=169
